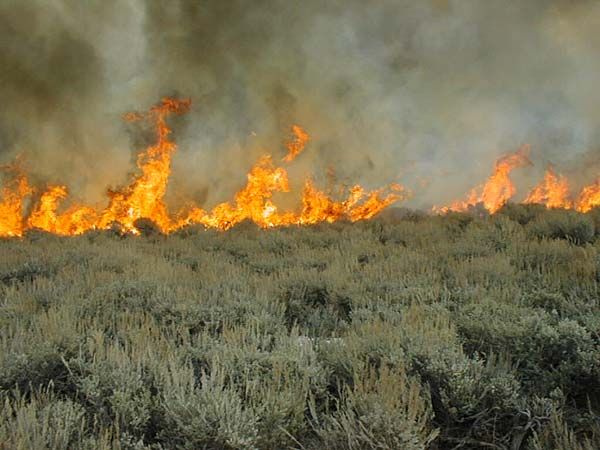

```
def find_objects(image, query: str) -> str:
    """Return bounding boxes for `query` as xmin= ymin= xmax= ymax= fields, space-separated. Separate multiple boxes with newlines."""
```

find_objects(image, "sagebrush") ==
xmin=1 ymin=205 xmax=599 ymax=449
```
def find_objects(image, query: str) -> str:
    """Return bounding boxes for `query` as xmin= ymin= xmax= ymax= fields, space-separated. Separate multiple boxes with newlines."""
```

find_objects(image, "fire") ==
xmin=575 ymin=178 xmax=600 ymax=213
xmin=437 ymin=154 xmax=599 ymax=215
xmin=520 ymin=167 xmax=599 ymax=213
xmin=27 ymin=185 xmax=98 ymax=236
xmin=524 ymin=166 xmax=572 ymax=209
xmin=0 ymin=97 xmax=405 ymax=237
xmin=98 ymin=98 xmax=192 ymax=233
xmin=435 ymin=145 xmax=532 ymax=214
xmin=196 ymin=155 xmax=294 ymax=230
xmin=283 ymin=125 xmax=310 ymax=162
xmin=2 ymin=96 xmax=596 ymax=238
xmin=298 ymin=181 xmax=403 ymax=225
xmin=195 ymin=154 xmax=403 ymax=230
xmin=0 ymin=163 xmax=32 ymax=237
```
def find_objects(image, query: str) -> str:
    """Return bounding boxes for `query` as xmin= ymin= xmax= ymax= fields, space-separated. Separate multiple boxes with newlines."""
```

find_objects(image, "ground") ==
xmin=1 ymin=204 xmax=599 ymax=449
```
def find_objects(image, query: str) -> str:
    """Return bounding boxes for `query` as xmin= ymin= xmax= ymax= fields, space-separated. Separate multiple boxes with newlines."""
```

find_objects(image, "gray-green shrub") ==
xmin=0 ymin=208 xmax=598 ymax=449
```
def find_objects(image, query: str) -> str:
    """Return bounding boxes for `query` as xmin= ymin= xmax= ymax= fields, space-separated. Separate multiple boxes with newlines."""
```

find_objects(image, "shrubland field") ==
xmin=1 ymin=205 xmax=599 ymax=450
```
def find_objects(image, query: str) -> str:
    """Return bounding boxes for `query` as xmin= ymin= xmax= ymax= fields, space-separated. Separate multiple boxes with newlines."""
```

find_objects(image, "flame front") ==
xmin=98 ymin=98 xmax=191 ymax=233
xmin=197 ymin=155 xmax=294 ymax=230
xmin=27 ymin=185 xmax=98 ymax=235
xmin=0 ymin=164 xmax=33 ymax=237
xmin=436 ymin=152 xmax=599 ymax=215
xmin=435 ymin=145 xmax=532 ymax=214
xmin=3 ymin=97 xmax=597 ymax=238
xmin=524 ymin=166 xmax=572 ymax=209
xmin=514 ymin=167 xmax=599 ymax=213
xmin=575 ymin=178 xmax=600 ymax=213
xmin=0 ymin=98 xmax=405 ymax=237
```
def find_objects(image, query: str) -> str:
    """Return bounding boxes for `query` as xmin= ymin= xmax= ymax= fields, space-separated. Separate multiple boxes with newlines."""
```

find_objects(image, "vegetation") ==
xmin=1 ymin=205 xmax=599 ymax=449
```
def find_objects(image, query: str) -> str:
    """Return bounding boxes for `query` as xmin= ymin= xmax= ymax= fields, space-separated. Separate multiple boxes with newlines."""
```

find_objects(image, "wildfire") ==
xmin=97 ymin=97 xmax=192 ymax=234
xmin=0 ymin=97 xmax=405 ymax=237
xmin=575 ymin=178 xmax=600 ymax=213
xmin=0 ymin=163 xmax=32 ymax=237
xmin=283 ymin=125 xmax=310 ymax=162
xmin=524 ymin=170 xmax=600 ymax=213
xmin=2 ymin=97 xmax=598 ymax=238
xmin=523 ymin=166 xmax=572 ymax=209
xmin=436 ymin=152 xmax=599 ymax=215
xmin=27 ymin=185 xmax=98 ymax=235
xmin=194 ymin=155 xmax=294 ymax=230
xmin=435 ymin=145 xmax=532 ymax=214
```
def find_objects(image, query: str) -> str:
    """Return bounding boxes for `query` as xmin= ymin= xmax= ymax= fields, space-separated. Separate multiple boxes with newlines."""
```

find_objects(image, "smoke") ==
xmin=0 ymin=0 xmax=598 ymax=208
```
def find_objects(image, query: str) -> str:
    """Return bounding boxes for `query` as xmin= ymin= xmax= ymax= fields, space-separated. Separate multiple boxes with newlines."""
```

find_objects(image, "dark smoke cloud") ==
xmin=0 ymin=0 xmax=598 ymax=208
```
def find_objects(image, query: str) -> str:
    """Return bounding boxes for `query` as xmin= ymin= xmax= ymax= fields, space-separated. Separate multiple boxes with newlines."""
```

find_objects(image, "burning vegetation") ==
xmin=0 ymin=97 xmax=598 ymax=239
xmin=434 ymin=145 xmax=533 ymax=214
xmin=434 ymin=146 xmax=599 ymax=216
xmin=0 ymin=98 xmax=404 ymax=237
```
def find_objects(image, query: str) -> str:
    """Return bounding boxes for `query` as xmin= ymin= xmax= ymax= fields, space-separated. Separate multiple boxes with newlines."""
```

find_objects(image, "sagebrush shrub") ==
xmin=0 ymin=210 xmax=598 ymax=449
xmin=316 ymin=363 xmax=438 ymax=450
xmin=528 ymin=209 xmax=595 ymax=244
xmin=498 ymin=202 xmax=547 ymax=225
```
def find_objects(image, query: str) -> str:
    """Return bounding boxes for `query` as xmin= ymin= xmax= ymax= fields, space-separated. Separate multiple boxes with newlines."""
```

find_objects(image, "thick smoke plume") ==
xmin=1 ymin=0 xmax=599 ymax=209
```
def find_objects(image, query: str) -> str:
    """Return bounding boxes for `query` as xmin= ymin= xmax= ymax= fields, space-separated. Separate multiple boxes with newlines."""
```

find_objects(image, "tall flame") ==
xmin=0 ymin=98 xmax=405 ymax=237
xmin=435 ymin=145 xmax=532 ymax=214
xmin=98 ymin=98 xmax=191 ymax=233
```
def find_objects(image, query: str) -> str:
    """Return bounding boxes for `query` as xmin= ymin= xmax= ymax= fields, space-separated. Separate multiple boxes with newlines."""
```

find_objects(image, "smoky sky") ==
xmin=0 ymin=0 xmax=599 ymax=207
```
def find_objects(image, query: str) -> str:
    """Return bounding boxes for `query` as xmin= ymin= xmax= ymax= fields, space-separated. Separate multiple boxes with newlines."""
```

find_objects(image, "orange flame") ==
xmin=575 ymin=178 xmax=600 ymax=213
xmin=98 ymin=98 xmax=191 ymax=233
xmin=436 ymin=155 xmax=599 ymax=215
xmin=523 ymin=166 xmax=572 ymax=209
xmin=195 ymin=155 xmax=404 ymax=230
xmin=197 ymin=155 xmax=294 ymax=230
xmin=0 ymin=163 xmax=33 ymax=237
xmin=298 ymin=181 xmax=403 ymax=225
xmin=521 ymin=167 xmax=599 ymax=213
xmin=283 ymin=125 xmax=310 ymax=162
xmin=27 ymin=185 xmax=98 ymax=236
xmin=0 ymin=98 xmax=405 ymax=237
xmin=435 ymin=145 xmax=532 ymax=214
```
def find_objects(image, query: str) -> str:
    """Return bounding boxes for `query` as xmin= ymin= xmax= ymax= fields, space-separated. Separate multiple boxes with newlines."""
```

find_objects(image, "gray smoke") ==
xmin=1 ymin=0 xmax=599 ymax=209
